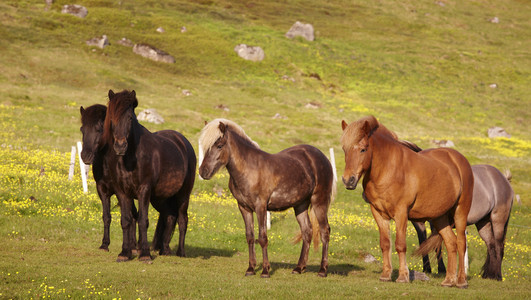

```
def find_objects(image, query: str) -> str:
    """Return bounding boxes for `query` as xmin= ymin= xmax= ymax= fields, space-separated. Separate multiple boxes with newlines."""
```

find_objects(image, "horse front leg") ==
xmin=137 ymin=185 xmax=152 ymax=261
xmin=394 ymin=212 xmax=410 ymax=283
xmin=117 ymin=194 xmax=134 ymax=262
xmin=96 ymin=185 xmax=112 ymax=251
xmin=256 ymin=205 xmax=271 ymax=278
xmin=293 ymin=204 xmax=311 ymax=275
xmin=370 ymin=205 xmax=392 ymax=281
xmin=238 ymin=204 xmax=256 ymax=276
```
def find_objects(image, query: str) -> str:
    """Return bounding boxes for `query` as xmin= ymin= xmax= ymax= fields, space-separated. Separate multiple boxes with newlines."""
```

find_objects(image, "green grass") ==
xmin=0 ymin=0 xmax=530 ymax=298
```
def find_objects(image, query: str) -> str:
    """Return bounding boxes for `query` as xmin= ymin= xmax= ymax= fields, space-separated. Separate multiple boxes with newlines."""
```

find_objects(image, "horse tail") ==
xmin=414 ymin=231 xmax=444 ymax=258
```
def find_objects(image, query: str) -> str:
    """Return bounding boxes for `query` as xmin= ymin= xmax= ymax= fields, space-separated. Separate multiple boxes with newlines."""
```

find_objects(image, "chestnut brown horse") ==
xmin=102 ymin=89 xmax=196 ymax=261
xmin=198 ymin=119 xmax=335 ymax=277
xmin=415 ymin=164 xmax=514 ymax=281
xmin=79 ymin=104 xmax=138 ymax=251
xmin=341 ymin=115 xmax=473 ymax=288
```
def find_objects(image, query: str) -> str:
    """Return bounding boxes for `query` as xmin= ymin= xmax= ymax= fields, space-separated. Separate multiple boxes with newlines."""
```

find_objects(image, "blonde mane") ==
xmin=199 ymin=119 xmax=259 ymax=155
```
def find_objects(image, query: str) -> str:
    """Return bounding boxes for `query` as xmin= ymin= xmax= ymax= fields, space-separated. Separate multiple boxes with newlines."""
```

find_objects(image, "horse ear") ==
xmin=204 ymin=120 xmax=208 ymax=126
xmin=80 ymin=106 xmax=85 ymax=115
xmin=108 ymin=89 xmax=115 ymax=99
xmin=219 ymin=122 xmax=227 ymax=134
xmin=361 ymin=120 xmax=371 ymax=136
xmin=341 ymin=120 xmax=348 ymax=131
xmin=131 ymin=90 xmax=138 ymax=108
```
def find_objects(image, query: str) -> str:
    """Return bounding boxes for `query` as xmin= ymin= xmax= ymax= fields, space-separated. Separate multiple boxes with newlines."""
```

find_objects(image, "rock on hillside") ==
xmin=285 ymin=21 xmax=315 ymax=41
xmin=132 ymin=44 xmax=175 ymax=64
xmin=61 ymin=4 xmax=88 ymax=18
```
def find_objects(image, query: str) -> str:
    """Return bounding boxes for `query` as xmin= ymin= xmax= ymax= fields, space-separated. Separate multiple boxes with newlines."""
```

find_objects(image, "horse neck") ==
xmin=367 ymin=132 xmax=403 ymax=180
xmin=225 ymin=130 xmax=261 ymax=181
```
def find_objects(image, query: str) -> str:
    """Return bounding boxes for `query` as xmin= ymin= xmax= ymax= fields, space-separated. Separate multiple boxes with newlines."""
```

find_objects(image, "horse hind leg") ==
xmin=477 ymin=216 xmax=506 ymax=281
xmin=433 ymin=217 xmax=458 ymax=287
xmin=175 ymin=193 xmax=190 ymax=257
xmin=293 ymin=203 xmax=312 ymax=275
xmin=312 ymin=203 xmax=330 ymax=277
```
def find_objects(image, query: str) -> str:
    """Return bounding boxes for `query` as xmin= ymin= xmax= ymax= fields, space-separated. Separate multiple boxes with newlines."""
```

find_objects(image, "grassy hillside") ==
xmin=1 ymin=0 xmax=530 ymax=298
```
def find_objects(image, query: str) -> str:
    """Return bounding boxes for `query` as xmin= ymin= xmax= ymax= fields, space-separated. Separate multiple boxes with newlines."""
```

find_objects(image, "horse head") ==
xmin=80 ymin=104 xmax=107 ymax=164
xmin=106 ymin=89 xmax=138 ymax=156
xmin=340 ymin=115 xmax=379 ymax=190
xmin=198 ymin=121 xmax=230 ymax=179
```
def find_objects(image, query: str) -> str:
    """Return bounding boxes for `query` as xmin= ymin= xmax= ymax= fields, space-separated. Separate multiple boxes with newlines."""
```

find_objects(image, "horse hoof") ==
xmin=456 ymin=280 xmax=468 ymax=289
xmin=396 ymin=274 xmax=410 ymax=283
xmin=116 ymin=256 xmax=130 ymax=262
xmin=291 ymin=267 xmax=304 ymax=274
xmin=139 ymin=255 xmax=152 ymax=262
xmin=99 ymin=246 xmax=109 ymax=252
xmin=379 ymin=276 xmax=392 ymax=282
xmin=317 ymin=272 xmax=327 ymax=278
xmin=260 ymin=273 xmax=270 ymax=278
xmin=441 ymin=279 xmax=455 ymax=287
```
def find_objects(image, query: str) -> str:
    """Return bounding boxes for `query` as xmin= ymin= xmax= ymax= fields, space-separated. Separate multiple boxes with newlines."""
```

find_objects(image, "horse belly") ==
xmin=267 ymin=182 xmax=312 ymax=211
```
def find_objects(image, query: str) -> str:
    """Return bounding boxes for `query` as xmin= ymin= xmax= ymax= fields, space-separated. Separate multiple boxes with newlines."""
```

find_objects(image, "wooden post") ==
xmin=68 ymin=146 xmax=76 ymax=181
xmin=76 ymin=141 xmax=88 ymax=193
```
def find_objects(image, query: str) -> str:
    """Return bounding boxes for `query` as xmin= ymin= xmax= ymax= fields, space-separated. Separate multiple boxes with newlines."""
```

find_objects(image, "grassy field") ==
xmin=1 ymin=0 xmax=530 ymax=298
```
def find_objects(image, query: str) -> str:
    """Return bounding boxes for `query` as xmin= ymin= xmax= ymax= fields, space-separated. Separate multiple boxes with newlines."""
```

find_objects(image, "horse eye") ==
xmin=361 ymin=148 xmax=366 ymax=153
xmin=217 ymin=144 xmax=223 ymax=149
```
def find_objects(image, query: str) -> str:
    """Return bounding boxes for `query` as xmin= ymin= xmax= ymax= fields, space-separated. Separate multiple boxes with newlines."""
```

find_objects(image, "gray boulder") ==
xmin=61 ymin=4 xmax=88 ymax=18
xmin=234 ymin=44 xmax=265 ymax=62
xmin=285 ymin=21 xmax=315 ymax=41
xmin=133 ymin=44 xmax=175 ymax=64
xmin=86 ymin=35 xmax=109 ymax=49
xmin=488 ymin=127 xmax=511 ymax=138
xmin=137 ymin=109 xmax=164 ymax=124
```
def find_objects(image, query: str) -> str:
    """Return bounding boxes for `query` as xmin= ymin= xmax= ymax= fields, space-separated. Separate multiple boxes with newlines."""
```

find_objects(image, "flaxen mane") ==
xmin=341 ymin=115 xmax=422 ymax=152
xmin=199 ymin=119 xmax=259 ymax=154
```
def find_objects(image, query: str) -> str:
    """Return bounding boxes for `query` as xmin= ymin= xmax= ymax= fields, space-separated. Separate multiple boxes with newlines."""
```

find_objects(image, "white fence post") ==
xmin=465 ymin=230 xmax=469 ymax=275
xmin=198 ymin=139 xmax=204 ymax=180
xmin=76 ymin=141 xmax=88 ymax=193
xmin=68 ymin=146 xmax=76 ymax=181
xmin=329 ymin=148 xmax=337 ymax=181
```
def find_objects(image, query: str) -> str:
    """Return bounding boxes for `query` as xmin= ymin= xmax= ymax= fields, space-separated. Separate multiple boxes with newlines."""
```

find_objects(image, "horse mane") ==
xmin=102 ymin=89 xmax=138 ymax=144
xmin=342 ymin=115 xmax=422 ymax=153
xmin=199 ymin=119 xmax=259 ymax=154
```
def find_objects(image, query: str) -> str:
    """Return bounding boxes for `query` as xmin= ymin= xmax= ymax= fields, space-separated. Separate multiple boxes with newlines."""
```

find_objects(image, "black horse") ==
xmin=102 ymin=90 xmax=196 ymax=261
xmin=80 ymin=104 xmax=138 ymax=252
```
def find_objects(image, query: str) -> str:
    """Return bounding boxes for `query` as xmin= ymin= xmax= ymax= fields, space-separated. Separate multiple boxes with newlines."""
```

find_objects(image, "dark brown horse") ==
xmin=79 ymin=104 xmax=138 ymax=251
xmin=102 ymin=89 xmax=196 ymax=261
xmin=415 ymin=164 xmax=514 ymax=281
xmin=198 ymin=119 xmax=335 ymax=277
xmin=341 ymin=116 xmax=473 ymax=288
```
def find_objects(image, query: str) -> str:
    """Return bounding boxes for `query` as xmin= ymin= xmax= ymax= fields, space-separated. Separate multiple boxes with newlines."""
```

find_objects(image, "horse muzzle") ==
xmin=80 ymin=150 xmax=94 ymax=165
xmin=342 ymin=175 xmax=359 ymax=190
xmin=198 ymin=165 xmax=213 ymax=180
xmin=113 ymin=139 xmax=128 ymax=156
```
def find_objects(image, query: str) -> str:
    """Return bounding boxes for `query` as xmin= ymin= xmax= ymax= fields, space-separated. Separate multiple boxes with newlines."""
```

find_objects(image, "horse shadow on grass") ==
xmin=267 ymin=262 xmax=364 ymax=277
xmin=175 ymin=245 xmax=237 ymax=259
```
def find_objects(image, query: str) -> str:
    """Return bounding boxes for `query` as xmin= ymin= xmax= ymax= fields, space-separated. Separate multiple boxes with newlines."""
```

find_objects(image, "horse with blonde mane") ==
xmin=199 ymin=119 xmax=335 ymax=277
xmin=341 ymin=115 xmax=473 ymax=288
